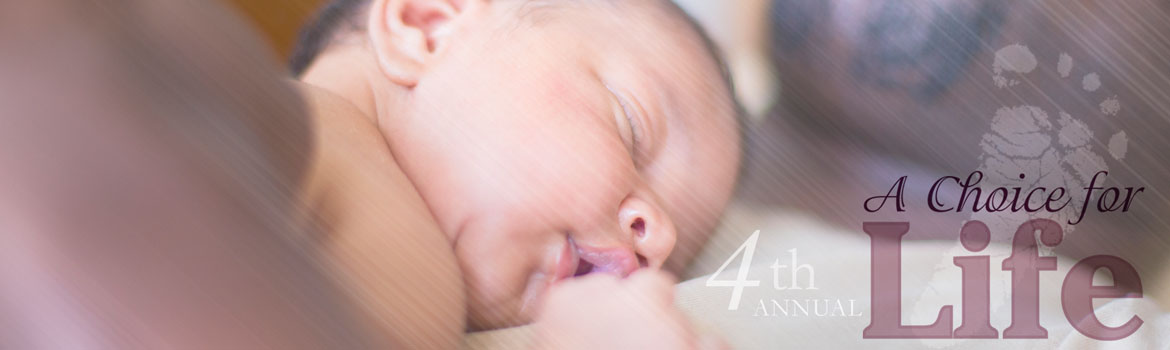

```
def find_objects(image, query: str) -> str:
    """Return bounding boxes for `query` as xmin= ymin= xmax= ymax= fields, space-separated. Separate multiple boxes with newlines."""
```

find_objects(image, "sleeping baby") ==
xmin=288 ymin=0 xmax=741 ymax=348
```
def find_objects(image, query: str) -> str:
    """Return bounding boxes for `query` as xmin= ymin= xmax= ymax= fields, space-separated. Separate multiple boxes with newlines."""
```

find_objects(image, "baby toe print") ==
xmin=1101 ymin=95 xmax=1122 ymax=116
xmin=1109 ymin=131 xmax=1129 ymax=160
xmin=992 ymin=44 xmax=1039 ymax=88
xmin=1083 ymin=72 xmax=1102 ymax=92
xmin=1058 ymin=53 xmax=1073 ymax=78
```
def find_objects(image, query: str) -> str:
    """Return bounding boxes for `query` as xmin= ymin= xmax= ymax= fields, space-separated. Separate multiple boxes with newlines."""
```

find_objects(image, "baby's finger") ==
xmin=626 ymin=269 xmax=678 ymax=298
xmin=544 ymin=273 xmax=619 ymax=305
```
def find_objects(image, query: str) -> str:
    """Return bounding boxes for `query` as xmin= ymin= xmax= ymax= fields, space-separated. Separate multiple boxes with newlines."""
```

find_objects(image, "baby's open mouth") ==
xmin=553 ymin=238 xmax=639 ymax=283
xmin=573 ymin=257 xmax=595 ymax=277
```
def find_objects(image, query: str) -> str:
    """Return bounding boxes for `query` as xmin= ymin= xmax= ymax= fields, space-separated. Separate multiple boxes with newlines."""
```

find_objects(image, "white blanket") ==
xmin=465 ymin=206 xmax=1170 ymax=349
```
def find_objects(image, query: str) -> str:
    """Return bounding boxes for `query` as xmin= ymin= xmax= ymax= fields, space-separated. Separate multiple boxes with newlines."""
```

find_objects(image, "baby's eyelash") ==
xmin=605 ymin=84 xmax=639 ymax=159
xmin=618 ymin=100 xmax=640 ymax=153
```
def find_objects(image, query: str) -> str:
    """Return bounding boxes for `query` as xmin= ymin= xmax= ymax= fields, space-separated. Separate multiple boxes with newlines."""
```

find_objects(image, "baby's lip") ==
xmin=552 ymin=238 xmax=579 ymax=283
xmin=550 ymin=239 xmax=639 ymax=284
xmin=574 ymin=245 xmax=638 ymax=277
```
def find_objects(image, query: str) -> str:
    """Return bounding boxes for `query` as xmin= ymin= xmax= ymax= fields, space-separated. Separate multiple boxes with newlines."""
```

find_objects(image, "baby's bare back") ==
xmin=297 ymin=83 xmax=467 ymax=349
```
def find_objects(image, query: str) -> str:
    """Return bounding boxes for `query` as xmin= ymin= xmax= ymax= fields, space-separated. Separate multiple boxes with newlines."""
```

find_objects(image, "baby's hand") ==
xmin=532 ymin=270 xmax=727 ymax=350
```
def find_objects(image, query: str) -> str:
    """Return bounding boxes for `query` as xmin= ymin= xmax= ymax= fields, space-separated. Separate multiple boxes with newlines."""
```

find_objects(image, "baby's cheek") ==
xmin=504 ymin=126 xmax=636 ymax=209
xmin=455 ymin=223 xmax=544 ymax=328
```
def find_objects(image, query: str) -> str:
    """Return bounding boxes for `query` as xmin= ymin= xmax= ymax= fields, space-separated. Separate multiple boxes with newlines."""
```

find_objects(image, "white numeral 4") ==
xmin=706 ymin=230 xmax=761 ymax=310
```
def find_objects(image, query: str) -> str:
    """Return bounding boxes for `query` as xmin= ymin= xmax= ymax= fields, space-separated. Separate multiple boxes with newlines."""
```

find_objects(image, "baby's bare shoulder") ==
xmin=296 ymin=82 xmax=468 ymax=349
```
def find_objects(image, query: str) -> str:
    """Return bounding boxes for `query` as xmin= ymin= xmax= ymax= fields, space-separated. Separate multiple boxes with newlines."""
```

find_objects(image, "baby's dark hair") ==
xmin=289 ymin=0 xmax=368 ymax=76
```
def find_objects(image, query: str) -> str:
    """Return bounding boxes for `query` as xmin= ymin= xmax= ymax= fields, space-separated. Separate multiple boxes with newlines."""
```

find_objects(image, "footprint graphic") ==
xmin=973 ymin=106 xmax=1105 ymax=240
xmin=910 ymin=44 xmax=1130 ymax=347
xmin=977 ymin=44 xmax=1128 ymax=238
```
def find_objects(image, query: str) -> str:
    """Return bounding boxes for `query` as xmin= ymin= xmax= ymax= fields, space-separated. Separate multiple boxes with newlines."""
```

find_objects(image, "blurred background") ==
xmin=224 ymin=0 xmax=319 ymax=58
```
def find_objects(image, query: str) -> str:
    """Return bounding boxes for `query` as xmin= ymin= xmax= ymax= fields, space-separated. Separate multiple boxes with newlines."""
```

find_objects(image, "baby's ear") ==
xmin=368 ymin=0 xmax=471 ymax=87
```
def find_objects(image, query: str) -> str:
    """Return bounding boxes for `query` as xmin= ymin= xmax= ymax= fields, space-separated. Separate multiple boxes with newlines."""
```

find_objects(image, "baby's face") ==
xmin=381 ymin=1 xmax=739 ymax=329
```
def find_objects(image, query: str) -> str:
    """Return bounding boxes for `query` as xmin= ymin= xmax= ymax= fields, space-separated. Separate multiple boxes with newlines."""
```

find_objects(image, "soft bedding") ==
xmin=464 ymin=204 xmax=1170 ymax=349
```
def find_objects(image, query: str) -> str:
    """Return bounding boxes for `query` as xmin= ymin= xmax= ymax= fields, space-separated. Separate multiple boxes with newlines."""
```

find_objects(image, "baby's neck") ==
xmin=299 ymin=47 xmax=381 ymax=125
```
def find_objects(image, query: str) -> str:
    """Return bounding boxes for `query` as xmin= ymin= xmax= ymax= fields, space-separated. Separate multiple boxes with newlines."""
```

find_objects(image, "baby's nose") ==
xmin=618 ymin=194 xmax=676 ymax=270
xmin=572 ymin=194 xmax=676 ymax=277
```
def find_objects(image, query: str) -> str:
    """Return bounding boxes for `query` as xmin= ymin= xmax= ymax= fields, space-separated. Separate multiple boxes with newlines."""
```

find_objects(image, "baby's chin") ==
xmin=460 ymin=233 xmax=577 ymax=329
xmin=465 ymin=287 xmax=539 ymax=330
xmin=466 ymin=306 xmax=525 ymax=331
xmin=467 ymin=260 xmax=584 ymax=330
xmin=464 ymin=268 xmax=547 ymax=330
